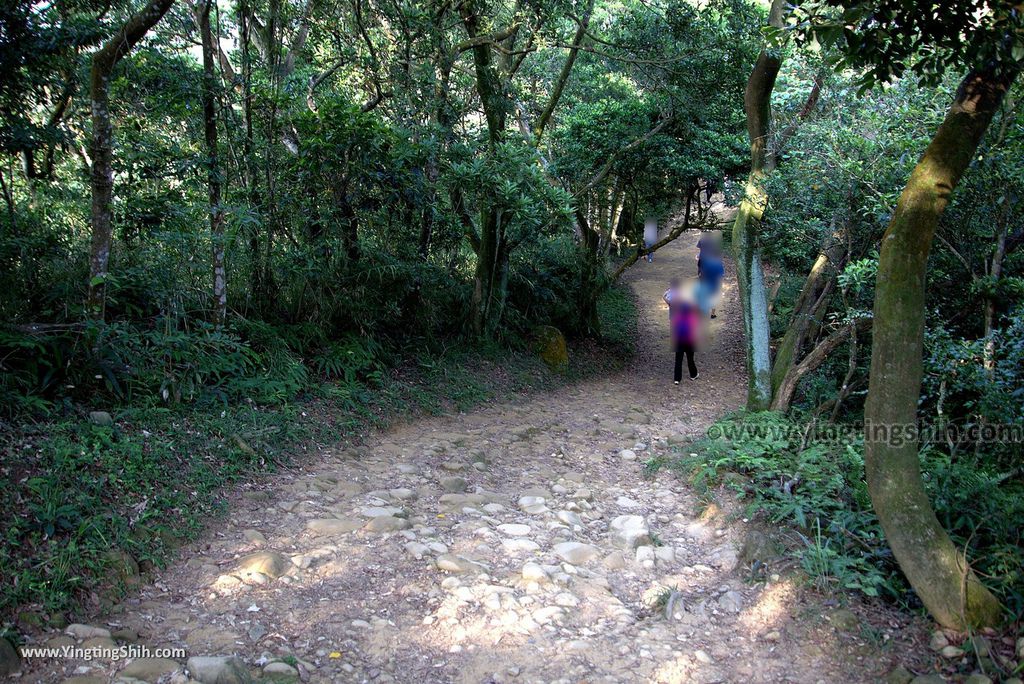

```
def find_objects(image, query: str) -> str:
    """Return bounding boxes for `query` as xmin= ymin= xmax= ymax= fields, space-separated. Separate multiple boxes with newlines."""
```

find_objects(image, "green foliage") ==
xmin=0 ymin=402 xmax=301 ymax=615
xmin=788 ymin=1 xmax=1024 ymax=87
xmin=659 ymin=411 xmax=1024 ymax=614
xmin=921 ymin=308 xmax=1024 ymax=467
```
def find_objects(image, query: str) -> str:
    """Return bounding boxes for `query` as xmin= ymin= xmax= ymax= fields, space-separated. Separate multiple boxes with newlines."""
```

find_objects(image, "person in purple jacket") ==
xmin=663 ymin=279 xmax=700 ymax=383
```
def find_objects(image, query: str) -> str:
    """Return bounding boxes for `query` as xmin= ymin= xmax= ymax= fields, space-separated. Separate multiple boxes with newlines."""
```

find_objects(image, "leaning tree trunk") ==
xmin=87 ymin=0 xmax=176 ymax=317
xmin=731 ymin=0 xmax=783 ymax=410
xmin=771 ymin=215 xmax=847 ymax=399
xmin=772 ymin=317 xmax=870 ymax=412
xmin=199 ymin=0 xmax=227 ymax=326
xmin=864 ymin=65 xmax=1016 ymax=630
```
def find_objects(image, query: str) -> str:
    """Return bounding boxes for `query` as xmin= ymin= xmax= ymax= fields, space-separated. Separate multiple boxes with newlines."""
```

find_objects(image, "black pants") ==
xmin=674 ymin=341 xmax=697 ymax=381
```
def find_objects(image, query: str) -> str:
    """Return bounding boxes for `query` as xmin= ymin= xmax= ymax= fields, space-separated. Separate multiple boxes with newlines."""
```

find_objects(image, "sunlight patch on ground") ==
xmin=652 ymin=653 xmax=701 ymax=683
xmin=738 ymin=578 xmax=796 ymax=633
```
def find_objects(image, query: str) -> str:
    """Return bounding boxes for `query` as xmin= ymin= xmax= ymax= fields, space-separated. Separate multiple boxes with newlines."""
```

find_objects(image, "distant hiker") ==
xmin=663 ymin=278 xmax=700 ymax=383
xmin=703 ymin=178 xmax=718 ymax=204
xmin=696 ymin=231 xmax=724 ymax=318
xmin=643 ymin=217 xmax=658 ymax=263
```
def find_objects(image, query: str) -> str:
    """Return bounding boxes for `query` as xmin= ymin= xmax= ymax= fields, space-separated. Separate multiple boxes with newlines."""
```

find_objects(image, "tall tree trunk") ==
xmin=983 ymin=210 xmax=1008 ymax=373
xmin=577 ymin=208 xmax=603 ymax=336
xmin=199 ymin=0 xmax=227 ymax=326
xmin=864 ymin=65 xmax=1015 ymax=630
xmin=472 ymin=209 xmax=505 ymax=336
xmin=87 ymin=0 xmax=176 ymax=317
xmin=460 ymin=1 xmax=510 ymax=336
xmin=730 ymin=0 xmax=783 ymax=409
xmin=237 ymin=0 xmax=262 ymax=312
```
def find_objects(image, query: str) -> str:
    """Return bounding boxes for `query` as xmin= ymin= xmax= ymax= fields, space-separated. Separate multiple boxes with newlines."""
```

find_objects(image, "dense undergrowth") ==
xmin=0 ymin=284 xmax=637 ymax=626
xmin=648 ymin=409 xmax=1024 ymax=620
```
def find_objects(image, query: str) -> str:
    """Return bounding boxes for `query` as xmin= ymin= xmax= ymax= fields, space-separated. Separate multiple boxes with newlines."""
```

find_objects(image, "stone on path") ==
xmin=518 ymin=496 xmax=548 ymax=514
xmin=439 ymin=494 xmax=469 ymax=511
xmin=186 ymin=655 xmax=252 ymax=684
xmin=717 ymin=590 xmax=743 ymax=613
xmin=119 ymin=657 xmax=182 ymax=681
xmin=603 ymin=551 xmax=627 ymax=570
xmin=553 ymin=542 xmax=600 ymax=565
xmin=556 ymin=510 xmax=582 ymax=528
xmin=573 ymin=488 xmax=593 ymax=501
xmin=827 ymin=608 xmax=859 ymax=631
xmin=405 ymin=542 xmax=430 ymax=559
xmin=522 ymin=562 xmax=549 ymax=583
xmin=608 ymin=515 xmax=651 ymax=549
xmin=234 ymin=552 xmax=291 ymax=580
xmin=358 ymin=505 xmax=404 ymax=518
xmin=440 ymin=476 xmax=467 ymax=493
xmin=436 ymin=554 xmax=486 ymax=574
xmin=502 ymin=538 xmax=541 ymax=554
xmin=521 ymin=487 xmax=551 ymax=499
xmin=364 ymin=515 xmax=411 ymax=533
xmin=496 ymin=523 xmax=532 ymax=536
xmin=66 ymin=624 xmax=111 ymax=640
xmin=305 ymin=518 xmax=362 ymax=535
xmin=242 ymin=529 xmax=267 ymax=545
xmin=928 ymin=631 xmax=948 ymax=651
xmin=263 ymin=661 xmax=299 ymax=679
xmin=940 ymin=645 xmax=964 ymax=658
xmin=964 ymin=675 xmax=993 ymax=684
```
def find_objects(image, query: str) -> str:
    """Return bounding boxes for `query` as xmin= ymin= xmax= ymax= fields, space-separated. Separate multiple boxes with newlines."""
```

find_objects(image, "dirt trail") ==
xmin=23 ymin=228 xmax=910 ymax=684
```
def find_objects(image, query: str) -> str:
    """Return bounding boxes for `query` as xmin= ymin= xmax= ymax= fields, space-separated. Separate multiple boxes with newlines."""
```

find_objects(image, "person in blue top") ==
xmin=695 ymin=231 xmax=724 ymax=319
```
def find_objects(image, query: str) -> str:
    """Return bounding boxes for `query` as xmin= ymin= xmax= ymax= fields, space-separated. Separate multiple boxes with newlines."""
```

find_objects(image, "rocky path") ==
xmin=21 ymin=229 xmax=905 ymax=683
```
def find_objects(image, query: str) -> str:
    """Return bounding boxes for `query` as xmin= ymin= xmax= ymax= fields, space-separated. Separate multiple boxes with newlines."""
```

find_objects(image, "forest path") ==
xmin=27 ymin=227 xmax=905 ymax=684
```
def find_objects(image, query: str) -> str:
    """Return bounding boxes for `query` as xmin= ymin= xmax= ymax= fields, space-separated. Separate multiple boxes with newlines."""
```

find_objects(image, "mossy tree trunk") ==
xmin=460 ymin=1 xmax=510 ymax=337
xmin=87 ymin=0 xmax=176 ymax=317
xmin=198 ymin=0 xmax=227 ymax=326
xmin=731 ymin=0 xmax=783 ymax=410
xmin=864 ymin=65 xmax=1016 ymax=630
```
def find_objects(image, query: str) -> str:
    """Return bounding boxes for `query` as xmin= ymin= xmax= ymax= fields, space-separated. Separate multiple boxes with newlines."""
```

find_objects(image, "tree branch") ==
xmin=532 ymin=0 xmax=594 ymax=144
xmin=574 ymin=116 xmax=671 ymax=198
